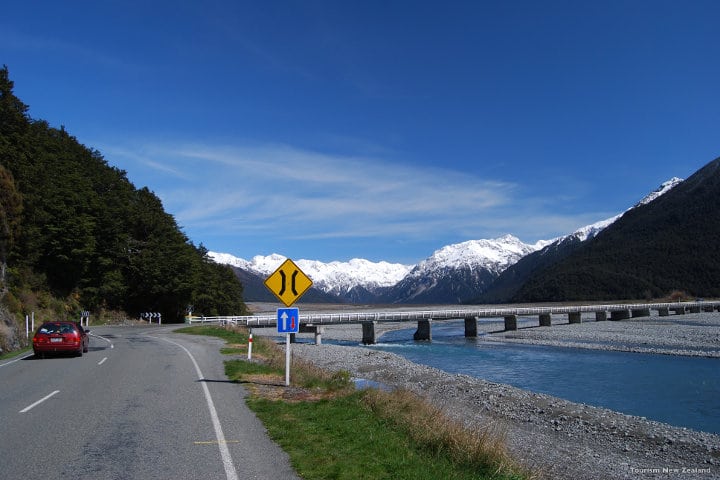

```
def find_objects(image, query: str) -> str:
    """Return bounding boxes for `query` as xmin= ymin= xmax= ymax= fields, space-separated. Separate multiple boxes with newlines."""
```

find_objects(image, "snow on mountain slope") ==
xmin=210 ymin=178 xmax=684 ymax=303
xmin=570 ymin=177 xmax=684 ymax=242
xmin=207 ymin=252 xmax=412 ymax=295
xmin=635 ymin=177 xmax=683 ymax=207
xmin=405 ymin=234 xmax=541 ymax=279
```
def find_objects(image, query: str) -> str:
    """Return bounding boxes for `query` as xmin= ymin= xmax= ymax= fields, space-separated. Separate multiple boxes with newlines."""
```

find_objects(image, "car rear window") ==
xmin=38 ymin=323 xmax=76 ymax=334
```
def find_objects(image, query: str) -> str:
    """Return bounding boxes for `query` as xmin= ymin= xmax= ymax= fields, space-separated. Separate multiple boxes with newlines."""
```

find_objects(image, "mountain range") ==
xmin=209 ymin=165 xmax=719 ymax=304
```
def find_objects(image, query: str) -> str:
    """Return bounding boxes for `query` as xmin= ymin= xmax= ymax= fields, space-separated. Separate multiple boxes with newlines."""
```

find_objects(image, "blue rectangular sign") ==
xmin=277 ymin=308 xmax=300 ymax=334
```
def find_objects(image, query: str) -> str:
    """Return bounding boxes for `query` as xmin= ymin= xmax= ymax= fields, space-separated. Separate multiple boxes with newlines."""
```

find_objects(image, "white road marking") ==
xmin=155 ymin=337 xmax=239 ymax=480
xmin=0 ymin=353 xmax=34 ymax=368
xmin=89 ymin=333 xmax=114 ymax=349
xmin=98 ymin=357 xmax=108 ymax=365
xmin=20 ymin=390 xmax=60 ymax=413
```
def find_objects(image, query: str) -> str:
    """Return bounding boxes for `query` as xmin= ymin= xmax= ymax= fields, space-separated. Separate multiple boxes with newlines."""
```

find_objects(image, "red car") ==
xmin=33 ymin=321 xmax=89 ymax=358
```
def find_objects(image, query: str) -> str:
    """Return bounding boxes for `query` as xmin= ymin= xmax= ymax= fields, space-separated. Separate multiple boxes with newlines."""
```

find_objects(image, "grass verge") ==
xmin=179 ymin=325 xmax=527 ymax=480
xmin=0 ymin=346 xmax=31 ymax=361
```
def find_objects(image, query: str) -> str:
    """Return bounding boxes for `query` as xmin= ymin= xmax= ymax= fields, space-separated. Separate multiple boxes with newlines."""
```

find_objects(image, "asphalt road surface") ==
xmin=0 ymin=325 xmax=300 ymax=480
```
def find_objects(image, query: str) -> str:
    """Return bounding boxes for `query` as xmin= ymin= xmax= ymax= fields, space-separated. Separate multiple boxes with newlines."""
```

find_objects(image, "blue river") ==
xmin=339 ymin=319 xmax=720 ymax=435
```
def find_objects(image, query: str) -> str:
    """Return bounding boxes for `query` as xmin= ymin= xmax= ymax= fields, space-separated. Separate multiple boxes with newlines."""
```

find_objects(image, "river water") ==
xmin=356 ymin=319 xmax=720 ymax=435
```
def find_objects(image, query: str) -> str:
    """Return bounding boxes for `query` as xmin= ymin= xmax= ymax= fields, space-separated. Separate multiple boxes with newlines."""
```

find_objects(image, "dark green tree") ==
xmin=0 ymin=66 xmax=248 ymax=322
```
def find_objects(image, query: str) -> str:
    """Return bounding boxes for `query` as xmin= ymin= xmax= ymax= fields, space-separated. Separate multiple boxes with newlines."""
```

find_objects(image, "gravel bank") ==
xmin=254 ymin=313 xmax=720 ymax=479
xmin=485 ymin=312 xmax=720 ymax=358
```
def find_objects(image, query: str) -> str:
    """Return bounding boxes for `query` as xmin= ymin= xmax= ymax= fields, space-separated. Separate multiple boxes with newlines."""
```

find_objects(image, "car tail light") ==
xmin=33 ymin=335 xmax=47 ymax=344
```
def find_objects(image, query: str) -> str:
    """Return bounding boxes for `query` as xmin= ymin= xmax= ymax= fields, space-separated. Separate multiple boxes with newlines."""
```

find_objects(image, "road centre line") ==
xmin=194 ymin=440 xmax=240 ymax=445
xmin=154 ymin=336 xmax=239 ymax=480
xmin=20 ymin=390 xmax=60 ymax=413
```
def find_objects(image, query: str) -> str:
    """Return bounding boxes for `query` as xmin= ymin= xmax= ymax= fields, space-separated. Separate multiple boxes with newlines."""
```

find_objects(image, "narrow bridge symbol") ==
xmin=264 ymin=259 xmax=313 ymax=307
xmin=277 ymin=270 xmax=300 ymax=297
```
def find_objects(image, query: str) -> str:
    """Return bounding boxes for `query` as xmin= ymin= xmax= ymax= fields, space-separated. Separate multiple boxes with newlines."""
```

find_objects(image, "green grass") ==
xmin=247 ymin=392 xmax=521 ymax=480
xmin=0 ymin=346 xmax=31 ymax=361
xmin=174 ymin=325 xmax=248 ymax=343
xmin=226 ymin=358 xmax=283 ymax=377
xmin=174 ymin=325 xmax=274 ymax=358
xmin=179 ymin=325 xmax=527 ymax=480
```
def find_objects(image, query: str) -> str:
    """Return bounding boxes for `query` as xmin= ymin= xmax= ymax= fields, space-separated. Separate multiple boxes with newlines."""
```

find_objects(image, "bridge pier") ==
xmin=670 ymin=306 xmax=686 ymax=315
xmin=464 ymin=317 xmax=477 ymax=337
xmin=610 ymin=310 xmax=630 ymax=321
xmin=504 ymin=315 xmax=518 ymax=331
xmin=299 ymin=324 xmax=324 ymax=345
xmin=703 ymin=305 xmax=715 ymax=312
xmin=688 ymin=306 xmax=701 ymax=313
xmin=595 ymin=311 xmax=608 ymax=321
xmin=657 ymin=307 xmax=669 ymax=317
xmin=568 ymin=312 xmax=582 ymax=324
xmin=539 ymin=313 xmax=552 ymax=327
xmin=631 ymin=308 xmax=651 ymax=318
xmin=414 ymin=319 xmax=432 ymax=341
xmin=362 ymin=321 xmax=377 ymax=345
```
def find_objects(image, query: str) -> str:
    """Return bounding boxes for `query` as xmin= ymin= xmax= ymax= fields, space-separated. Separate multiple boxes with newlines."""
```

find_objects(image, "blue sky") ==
xmin=2 ymin=1 xmax=718 ymax=264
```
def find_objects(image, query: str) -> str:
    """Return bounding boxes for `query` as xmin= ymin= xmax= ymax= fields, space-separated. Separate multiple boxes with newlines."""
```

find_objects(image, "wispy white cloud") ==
xmin=99 ymin=140 xmax=618 ymax=258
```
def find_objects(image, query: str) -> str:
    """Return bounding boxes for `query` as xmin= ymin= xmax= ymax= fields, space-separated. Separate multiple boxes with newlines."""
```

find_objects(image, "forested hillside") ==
xmin=0 ymin=66 xmax=247 ymax=340
xmin=512 ymin=156 xmax=720 ymax=301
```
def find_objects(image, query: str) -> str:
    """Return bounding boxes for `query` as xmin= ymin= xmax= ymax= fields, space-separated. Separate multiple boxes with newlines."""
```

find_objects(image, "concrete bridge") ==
xmin=186 ymin=301 xmax=720 ymax=345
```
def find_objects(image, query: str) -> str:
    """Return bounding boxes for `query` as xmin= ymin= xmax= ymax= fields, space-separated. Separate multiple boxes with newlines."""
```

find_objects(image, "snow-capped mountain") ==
xmin=207 ymin=252 xmax=412 ymax=301
xmin=634 ymin=177 xmax=683 ymax=208
xmin=211 ymin=177 xmax=684 ymax=304
xmin=561 ymin=177 xmax=684 ymax=243
xmin=408 ymin=234 xmax=547 ymax=276
xmin=378 ymin=234 xmax=545 ymax=304
xmin=475 ymin=177 xmax=684 ymax=303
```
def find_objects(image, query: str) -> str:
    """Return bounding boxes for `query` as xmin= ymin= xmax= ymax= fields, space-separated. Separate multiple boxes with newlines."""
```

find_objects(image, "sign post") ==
xmin=277 ymin=308 xmax=300 ymax=386
xmin=265 ymin=259 xmax=313 ymax=387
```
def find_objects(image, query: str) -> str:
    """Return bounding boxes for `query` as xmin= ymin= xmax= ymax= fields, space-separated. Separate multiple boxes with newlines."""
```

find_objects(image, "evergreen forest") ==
xmin=0 ymin=66 xmax=247 ymax=346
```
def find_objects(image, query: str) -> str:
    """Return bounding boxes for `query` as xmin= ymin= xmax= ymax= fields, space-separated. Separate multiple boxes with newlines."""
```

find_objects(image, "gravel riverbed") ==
xmin=253 ymin=312 xmax=720 ymax=479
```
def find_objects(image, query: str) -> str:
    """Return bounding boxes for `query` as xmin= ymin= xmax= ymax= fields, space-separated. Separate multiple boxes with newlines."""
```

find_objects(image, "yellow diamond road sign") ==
xmin=264 ymin=259 xmax=313 ymax=307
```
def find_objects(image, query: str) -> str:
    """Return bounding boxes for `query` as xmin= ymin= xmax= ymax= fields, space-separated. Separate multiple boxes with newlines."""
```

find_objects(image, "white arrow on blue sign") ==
xmin=277 ymin=308 xmax=300 ymax=334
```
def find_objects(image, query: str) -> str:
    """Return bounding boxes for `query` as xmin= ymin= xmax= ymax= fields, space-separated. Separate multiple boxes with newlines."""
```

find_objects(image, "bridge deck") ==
xmin=187 ymin=301 xmax=720 ymax=328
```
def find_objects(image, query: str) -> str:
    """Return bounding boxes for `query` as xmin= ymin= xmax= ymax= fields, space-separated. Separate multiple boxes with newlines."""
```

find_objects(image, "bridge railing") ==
xmin=184 ymin=300 xmax=720 ymax=328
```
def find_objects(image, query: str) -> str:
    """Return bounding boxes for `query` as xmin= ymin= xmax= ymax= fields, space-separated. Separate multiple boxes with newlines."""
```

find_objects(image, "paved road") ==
xmin=0 ymin=325 xmax=300 ymax=480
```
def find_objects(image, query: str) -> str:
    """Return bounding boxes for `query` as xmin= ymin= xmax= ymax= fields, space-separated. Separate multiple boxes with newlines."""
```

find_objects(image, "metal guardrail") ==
xmin=185 ymin=301 xmax=720 ymax=328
